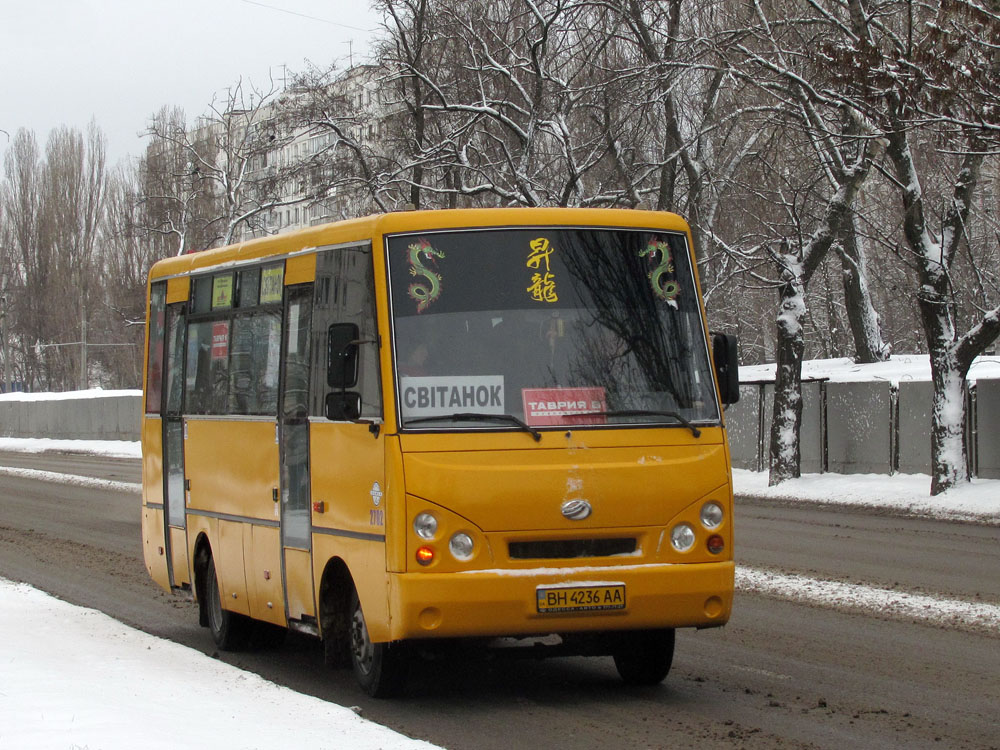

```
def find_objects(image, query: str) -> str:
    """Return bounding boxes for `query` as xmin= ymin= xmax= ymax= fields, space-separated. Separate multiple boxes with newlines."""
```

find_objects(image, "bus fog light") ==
xmin=416 ymin=546 xmax=435 ymax=565
xmin=707 ymin=534 xmax=725 ymax=555
xmin=413 ymin=512 xmax=438 ymax=540
xmin=700 ymin=502 xmax=723 ymax=529
xmin=670 ymin=523 xmax=696 ymax=552
xmin=449 ymin=533 xmax=474 ymax=561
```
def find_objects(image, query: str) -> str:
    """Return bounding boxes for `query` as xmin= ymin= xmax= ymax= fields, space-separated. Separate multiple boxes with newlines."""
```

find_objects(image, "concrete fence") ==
xmin=729 ymin=378 xmax=1000 ymax=479
xmin=2 ymin=380 xmax=999 ymax=481
xmin=0 ymin=392 xmax=141 ymax=442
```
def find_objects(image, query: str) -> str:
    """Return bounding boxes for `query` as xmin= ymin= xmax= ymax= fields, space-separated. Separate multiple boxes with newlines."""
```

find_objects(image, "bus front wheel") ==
xmin=612 ymin=628 xmax=675 ymax=686
xmin=349 ymin=589 xmax=409 ymax=698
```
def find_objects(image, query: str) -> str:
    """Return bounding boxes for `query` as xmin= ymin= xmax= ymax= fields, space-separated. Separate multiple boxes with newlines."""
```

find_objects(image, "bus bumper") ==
xmin=386 ymin=560 xmax=734 ymax=641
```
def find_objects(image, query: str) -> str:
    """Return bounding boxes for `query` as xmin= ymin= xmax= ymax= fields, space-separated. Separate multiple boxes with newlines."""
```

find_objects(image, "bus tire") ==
xmin=612 ymin=628 xmax=675 ymax=686
xmin=349 ymin=589 xmax=409 ymax=698
xmin=205 ymin=554 xmax=252 ymax=651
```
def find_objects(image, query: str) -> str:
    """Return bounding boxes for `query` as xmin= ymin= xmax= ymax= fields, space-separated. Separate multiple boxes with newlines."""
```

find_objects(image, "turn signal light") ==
xmin=707 ymin=534 xmax=725 ymax=555
xmin=416 ymin=546 xmax=435 ymax=566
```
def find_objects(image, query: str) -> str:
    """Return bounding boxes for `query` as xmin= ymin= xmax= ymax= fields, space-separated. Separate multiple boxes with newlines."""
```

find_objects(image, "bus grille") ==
xmin=508 ymin=538 xmax=637 ymax=560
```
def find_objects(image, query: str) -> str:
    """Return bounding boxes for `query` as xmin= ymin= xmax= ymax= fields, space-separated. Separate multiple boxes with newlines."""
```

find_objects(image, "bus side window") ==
xmin=164 ymin=304 xmax=185 ymax=416
xmin=145 ymin=283 xmax=167 ymax=415
xmin=311 ymin=244 xmax=382 ymax=420
xmin=185 ymin=320 xmax=230 ymax=415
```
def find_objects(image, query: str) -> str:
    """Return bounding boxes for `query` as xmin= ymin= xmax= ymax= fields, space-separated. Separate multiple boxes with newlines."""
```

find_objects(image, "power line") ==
xmin=238 ymin=0 xmax=375 ymax=33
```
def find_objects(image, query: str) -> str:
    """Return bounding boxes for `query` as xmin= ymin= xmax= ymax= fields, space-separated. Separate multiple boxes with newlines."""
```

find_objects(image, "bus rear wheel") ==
xmin=349 ymin=589 xmax=409 ymax=698
xmin=612 ymin=628 xmax=675 ymax=686
xmin=205 ymin=554 xmax=252 ymax=651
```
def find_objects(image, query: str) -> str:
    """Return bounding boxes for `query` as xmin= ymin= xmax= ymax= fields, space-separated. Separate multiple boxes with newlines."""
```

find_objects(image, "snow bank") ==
xmin=0 ymin=436 xmax=141 ymax=458
xmin=739 ymin=353 xmax=1000 ymax=384
xmin=734 ymin=468 xmax=1000 ymax=524
xmin=0 ymin=579 xmax=440 ymax=750
xmin=0 ymin=387 xmax=141 ymax=401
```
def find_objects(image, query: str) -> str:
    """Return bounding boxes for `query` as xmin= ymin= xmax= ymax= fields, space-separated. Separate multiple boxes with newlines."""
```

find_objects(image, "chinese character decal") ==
xmin=526 ymin=237 xmax=558 ymax=303
xmin=639 ymin=238 xmax=679 ymax=302
xmin=407 ymin=238 xmax=445 ymax=313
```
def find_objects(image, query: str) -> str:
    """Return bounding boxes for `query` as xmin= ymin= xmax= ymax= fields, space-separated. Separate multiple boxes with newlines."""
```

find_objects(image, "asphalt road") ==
xmin=1 ymin=451 xmax=997 ymax=749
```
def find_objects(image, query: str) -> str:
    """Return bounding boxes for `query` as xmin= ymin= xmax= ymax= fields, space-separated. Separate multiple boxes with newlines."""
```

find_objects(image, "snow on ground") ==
xmin=0 ymin=578 xmax=439 ymax=750
xmin=733 ymin=469 xmax=1000 ymax=524
xmin=0 ymin=436 xmax=141 ymax=458
xmin=736 ymin=568 xmax=1000 ymax=635
xmin=0 ymin=387 xmax=141 ymax=401
xmin=738 ymin=353 xmax=1000 ymax=383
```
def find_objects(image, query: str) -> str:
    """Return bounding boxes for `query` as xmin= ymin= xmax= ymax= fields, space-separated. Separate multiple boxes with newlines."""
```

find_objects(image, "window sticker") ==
xmin=639 ymin=238 xmax=679 ymax=302
xmin=401 ymin=375 xmax=504 ymax=418
xmin=288 ymin=302 xmax=300 ymax=355
xmin=522 ymin=387 xmax=608 ymax=426
xmin=526 ymin=237 xmax=558 ymax=303
xmin=211 ymin=274 xmax=234 ymax=309
xmin=406 ymin=238 xmax=444 ymax=313
xmin=260 ymin=265 xmax=284 ymax=304
xmin=211 ymin=321 xmax=230 ymax=361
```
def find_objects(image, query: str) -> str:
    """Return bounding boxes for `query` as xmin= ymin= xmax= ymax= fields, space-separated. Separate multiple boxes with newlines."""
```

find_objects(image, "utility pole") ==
xmin=0 ymin=273 xmax=10 ymax=394
xmin=79 ymin=303 xmax=88 ymax=391
xmin=76 ymin=263 xmax=88 ymax=391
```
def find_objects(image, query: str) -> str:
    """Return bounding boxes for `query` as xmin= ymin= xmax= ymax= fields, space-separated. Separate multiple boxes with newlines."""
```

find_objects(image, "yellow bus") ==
xmin=141 ymin=207 xmax=740 ymax=697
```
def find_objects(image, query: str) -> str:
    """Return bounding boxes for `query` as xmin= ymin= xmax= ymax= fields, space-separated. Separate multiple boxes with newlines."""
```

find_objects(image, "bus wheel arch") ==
xmin=318 ymin=558 xmax=409 ymax=697
xmin=193 ymin=533 xmax=213 ymax=627
xmin=318 ymin=557 xmax=353 ymax=668
xmin=347 ymin=587 xmax=409 ymax=698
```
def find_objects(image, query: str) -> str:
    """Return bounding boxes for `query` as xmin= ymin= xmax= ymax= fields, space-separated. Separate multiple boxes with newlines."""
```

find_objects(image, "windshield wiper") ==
xmin=404 ymin=412 xmax=542 ymax=442
xmin=580 ymin=409 xmax=702 ymax=438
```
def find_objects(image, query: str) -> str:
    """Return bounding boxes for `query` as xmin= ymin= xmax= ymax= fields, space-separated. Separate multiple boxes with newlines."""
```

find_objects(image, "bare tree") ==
xmin=837 ymin=210 xmax=891 ymax=363
xmin=0 ymin=129 xmax=43 ymax=387
xmin=94 ymin=163 xmax=154 ymax=386
xmin=1 ymin=124 xmax=109 ymax=390
xmin=719 ymin=0 xmax=887 ymax=484
xmin=824 ymin=0 xmax=1000 ymax=494
xmin=40 ymin=123 xmax=108 ymax=389
xmin=143 ymin=79 xmax=303 ymax=252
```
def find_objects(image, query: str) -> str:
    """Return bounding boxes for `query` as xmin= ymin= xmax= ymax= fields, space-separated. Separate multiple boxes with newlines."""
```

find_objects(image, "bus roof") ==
xmin=147 ymin=207 xmax=691 ymax=282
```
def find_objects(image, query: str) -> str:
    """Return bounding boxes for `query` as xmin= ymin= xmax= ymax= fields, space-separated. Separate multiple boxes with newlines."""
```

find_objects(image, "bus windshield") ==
xmin=386 ymin=226 xmax=720 ymax=432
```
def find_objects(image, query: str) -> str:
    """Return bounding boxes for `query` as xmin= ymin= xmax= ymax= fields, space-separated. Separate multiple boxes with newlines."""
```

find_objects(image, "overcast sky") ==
xmin=1 ymin=0 xmax=381 ymax=166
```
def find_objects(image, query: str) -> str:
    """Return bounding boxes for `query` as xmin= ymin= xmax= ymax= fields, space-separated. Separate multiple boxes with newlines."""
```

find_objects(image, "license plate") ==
xmin=536 ymin=584 xmax=626 ymax=614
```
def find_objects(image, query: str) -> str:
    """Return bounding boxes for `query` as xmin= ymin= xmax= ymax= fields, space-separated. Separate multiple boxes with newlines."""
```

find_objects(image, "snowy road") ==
xmin=0 ymin=449 xmax=997 ymax=749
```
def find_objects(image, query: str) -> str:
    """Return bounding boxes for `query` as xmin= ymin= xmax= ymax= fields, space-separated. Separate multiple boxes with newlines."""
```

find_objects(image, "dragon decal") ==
xmin=407 ymin=238 xmax=445 ymax=313
xmin=639 ymin=238 xmax=679 ymax=302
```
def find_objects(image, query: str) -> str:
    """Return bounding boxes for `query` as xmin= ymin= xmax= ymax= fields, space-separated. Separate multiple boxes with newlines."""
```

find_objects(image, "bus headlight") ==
xmin=700 ymin=502 xmax=723 ymax=529
xmin=670 ymin=523 xmax=696 ymax=552
xmin=449 ymin=532 xmax=474 ymax=561
xmin=413 ymin=512 xmax=438 ymax=540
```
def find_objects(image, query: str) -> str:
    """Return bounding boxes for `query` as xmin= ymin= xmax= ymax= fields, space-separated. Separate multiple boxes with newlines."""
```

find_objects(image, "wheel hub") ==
xmin=350 ymin=604 xmax=374 ymax=675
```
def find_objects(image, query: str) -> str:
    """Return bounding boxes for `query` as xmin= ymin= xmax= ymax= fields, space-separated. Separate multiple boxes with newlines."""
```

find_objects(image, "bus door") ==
xmin=279 ymin=283 xmax=316 ymax=623
xmin=162 ymin=302 xmax=189 ymax=588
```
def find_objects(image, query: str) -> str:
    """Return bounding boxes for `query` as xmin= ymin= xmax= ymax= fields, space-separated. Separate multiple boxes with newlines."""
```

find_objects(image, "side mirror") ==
xmin=711 ymin=333 xmax=740 ymax=406
xmin=327 ymin=323 xmax=360 ymax=389
xmin=326 ymin=392 xmax=362 ymax=421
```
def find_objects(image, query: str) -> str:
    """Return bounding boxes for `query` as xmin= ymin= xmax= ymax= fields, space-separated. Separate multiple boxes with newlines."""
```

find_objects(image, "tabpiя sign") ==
xmin=521 ymin=387 xmax=607 ymax=426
